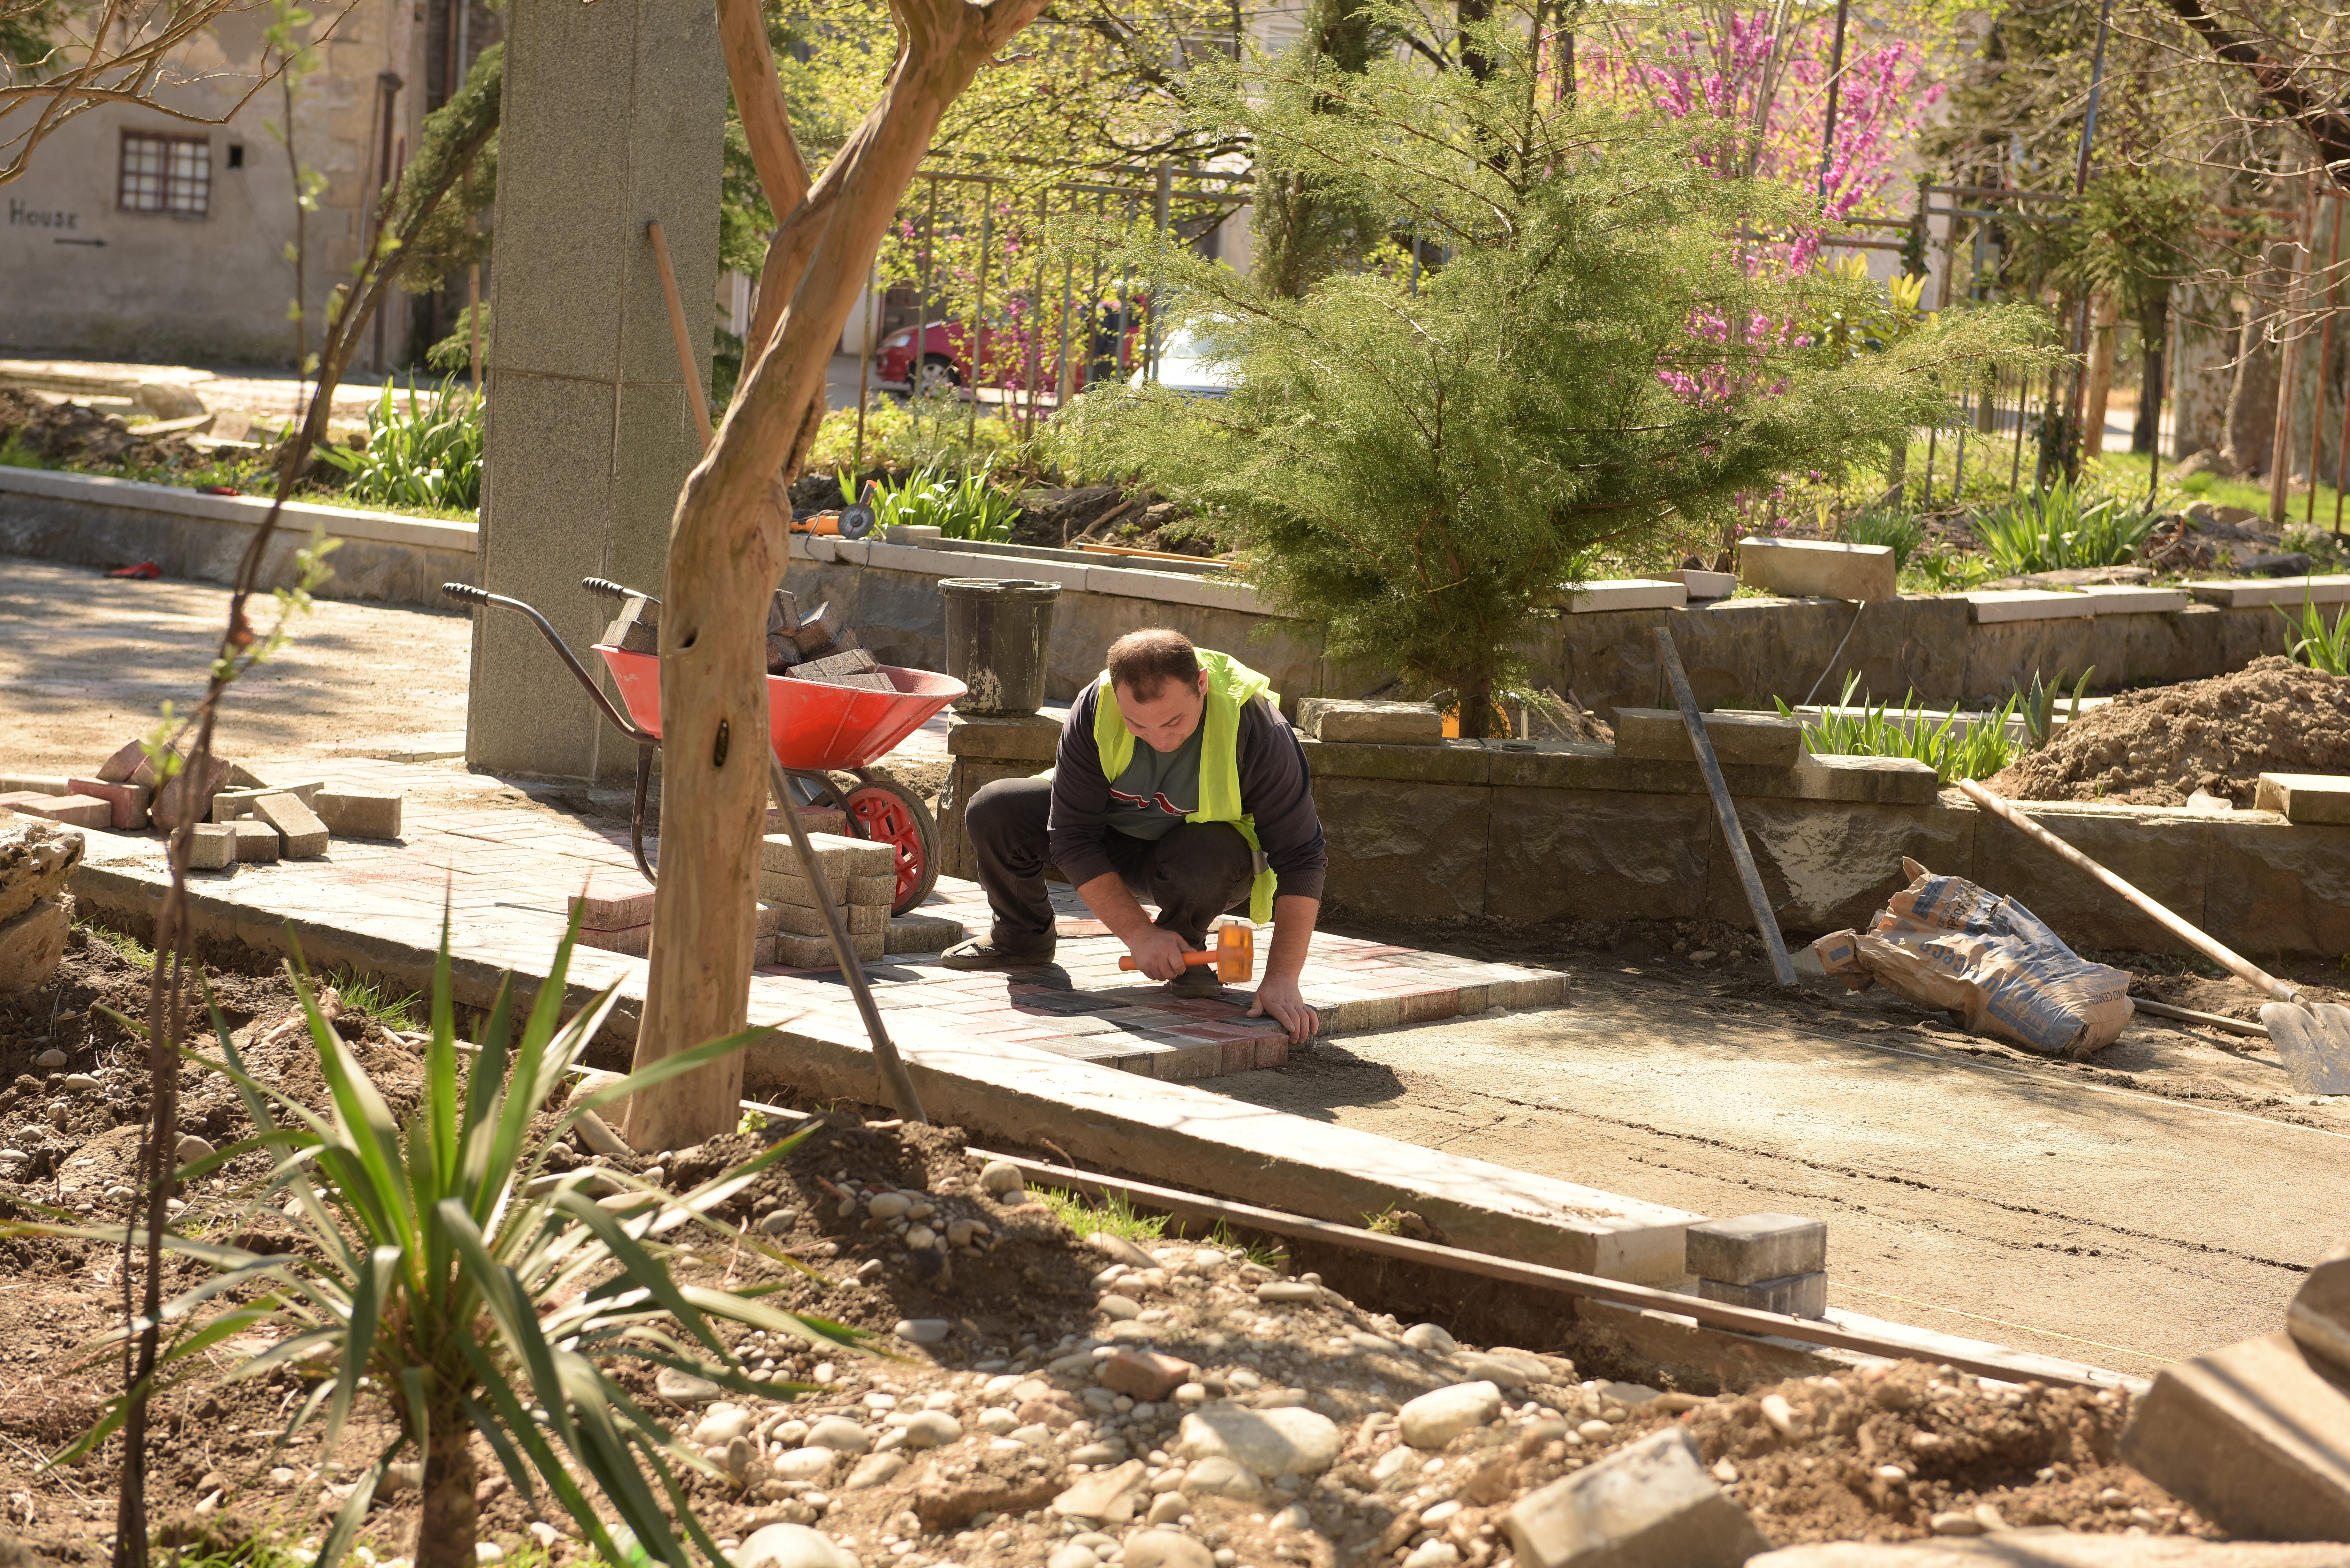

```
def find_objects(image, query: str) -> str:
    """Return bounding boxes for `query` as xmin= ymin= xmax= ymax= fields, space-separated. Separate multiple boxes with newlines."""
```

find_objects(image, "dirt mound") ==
xmin=1989 ymin=656 xmax=2350 ymax=807
xmin=0 ymin=387 xmax=195 ymax=471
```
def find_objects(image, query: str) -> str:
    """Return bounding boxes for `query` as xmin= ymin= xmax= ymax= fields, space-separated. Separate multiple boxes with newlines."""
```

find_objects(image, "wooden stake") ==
xmin=648 ymin=219 xmax=713 ymax=450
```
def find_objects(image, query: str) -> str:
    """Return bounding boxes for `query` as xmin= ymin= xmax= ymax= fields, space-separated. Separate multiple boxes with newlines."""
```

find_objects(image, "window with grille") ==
xmin=118 ymin=132 xmax=210 ymax=216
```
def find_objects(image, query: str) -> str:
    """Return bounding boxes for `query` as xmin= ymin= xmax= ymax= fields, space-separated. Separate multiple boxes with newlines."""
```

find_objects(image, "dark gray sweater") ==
xmin=1047 ymin=684 xmax=1329 ymax=903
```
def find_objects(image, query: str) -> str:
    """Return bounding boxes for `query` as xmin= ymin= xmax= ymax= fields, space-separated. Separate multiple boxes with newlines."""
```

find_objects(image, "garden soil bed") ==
xmin=1988 ymin=655 xmax=2350 ymax=808
xmin=0 ymin=931 xmax=2246 ymax=1566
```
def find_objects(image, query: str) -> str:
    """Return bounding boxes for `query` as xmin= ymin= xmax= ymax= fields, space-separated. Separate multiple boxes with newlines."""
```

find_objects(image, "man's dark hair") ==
xmin=1107 ymin=628 xmax=1201 ymax=701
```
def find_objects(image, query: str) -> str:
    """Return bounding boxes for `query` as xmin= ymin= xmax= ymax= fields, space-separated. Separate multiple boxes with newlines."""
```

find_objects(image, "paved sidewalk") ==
xmin=59 ymin=755 xmax=1564 ymax=1079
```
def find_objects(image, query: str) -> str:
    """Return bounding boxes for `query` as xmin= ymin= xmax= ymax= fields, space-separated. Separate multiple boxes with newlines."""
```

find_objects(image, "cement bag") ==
xmin=1812 ymin=857 xmax=2133 ymax=1059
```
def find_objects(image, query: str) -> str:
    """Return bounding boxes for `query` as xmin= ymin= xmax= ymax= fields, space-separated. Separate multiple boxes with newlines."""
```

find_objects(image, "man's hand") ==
xmin=1124 ymin=923 xmax=1192 ymax=981
xmin=1248 ymin=972 xmax=1321 ymax=1044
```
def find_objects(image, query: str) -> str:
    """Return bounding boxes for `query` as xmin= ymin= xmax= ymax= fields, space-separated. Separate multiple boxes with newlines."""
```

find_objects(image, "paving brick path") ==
xmin=68 ymin=755 xmax=1565 ymax=1079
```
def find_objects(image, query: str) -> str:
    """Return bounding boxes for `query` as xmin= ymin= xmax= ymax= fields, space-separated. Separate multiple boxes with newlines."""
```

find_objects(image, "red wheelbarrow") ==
xmin=443 ymin=578 xmax=964 ymax=915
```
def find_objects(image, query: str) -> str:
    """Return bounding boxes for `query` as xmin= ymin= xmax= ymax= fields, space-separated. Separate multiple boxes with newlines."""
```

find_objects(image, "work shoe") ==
xmin=1167 ymin=964 xmax=1224 ymax=999
xmin=939 ymin=934 xmax=1055 ymax=971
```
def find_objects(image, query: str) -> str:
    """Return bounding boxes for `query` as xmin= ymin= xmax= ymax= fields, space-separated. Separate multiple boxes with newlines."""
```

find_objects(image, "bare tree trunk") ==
xmin=624 ymin=0 xmax=1051 ymax=1150
xmin=413 ymin=1419 xmax=480 ymax=1568
xmin=2083 ymin=294 xmax=2119 ymax=457
xmin=2134 ymin=298 xmax=2167 ymax=454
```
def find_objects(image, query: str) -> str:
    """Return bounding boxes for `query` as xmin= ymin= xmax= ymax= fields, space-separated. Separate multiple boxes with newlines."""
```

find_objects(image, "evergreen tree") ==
xmin=1073 ymin=1 xmax=2047 ymax=736
xmin=1251 ymin=0 xmax=1390 ymax=298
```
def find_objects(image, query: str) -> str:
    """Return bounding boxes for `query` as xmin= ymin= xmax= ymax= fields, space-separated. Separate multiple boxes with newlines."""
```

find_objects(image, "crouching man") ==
xmin=941 ymin=628 xmax=1326 ymax=1043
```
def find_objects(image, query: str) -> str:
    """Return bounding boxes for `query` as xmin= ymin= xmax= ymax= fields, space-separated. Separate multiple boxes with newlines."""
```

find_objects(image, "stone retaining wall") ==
xmin=942 ymin=716 xmax=2350 ymax=957
xmin=787 ymin=534 xmax=2303 ymax=717
xmin=0 ymin=465 xmax=476 ymax=606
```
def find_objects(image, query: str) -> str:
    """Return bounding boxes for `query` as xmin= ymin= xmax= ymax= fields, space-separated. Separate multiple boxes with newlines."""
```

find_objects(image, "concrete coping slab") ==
xmin=2185 ymin=574 xmax=2350 ymax=608
xmin=2256 ymin=774 xmax=2350 ymax=825
xmin=0 ymin=463 xmax=477 ymax=555
xmin=1558 ymin=578 xmax=1689 ymax=613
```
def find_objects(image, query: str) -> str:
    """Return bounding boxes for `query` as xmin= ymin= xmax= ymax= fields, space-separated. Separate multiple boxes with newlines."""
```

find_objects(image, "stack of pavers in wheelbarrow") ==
xmin=755 ymin=829 xmax=895 ymax=967
xmin=764 ymin=589 xmax=892 ymax=691
xmin=0 ymin=740 xmax=402 ymax=868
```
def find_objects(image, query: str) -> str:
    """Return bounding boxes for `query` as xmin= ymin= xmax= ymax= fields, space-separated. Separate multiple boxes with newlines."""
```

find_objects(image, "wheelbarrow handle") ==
xmin=441 ymin=582 xmax=656 ymax=744
xmin=583 ymin=577 xmax=659 ymax=607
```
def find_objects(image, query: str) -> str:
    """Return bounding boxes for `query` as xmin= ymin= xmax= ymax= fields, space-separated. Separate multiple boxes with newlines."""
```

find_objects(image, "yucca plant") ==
xmin=2279 ymin=592 xmax=2350 ymax=676
xmin=28 ymin=919 xmax=861 ymax=1568
xmin=1970 ymin=480 xmax=2156 ymax=576
xmin=316 ymin=378 xmax=484 ymax=512
xmin=1835 ymin=505 xmax=1926 ymax=570
xmin=870 ymin=462 xmax=1023 ymax=543
xmin=2013 ymin=666 xmax=2096 ymax=749
xmin=1779 ymin=672 xmax=2020 ymax=782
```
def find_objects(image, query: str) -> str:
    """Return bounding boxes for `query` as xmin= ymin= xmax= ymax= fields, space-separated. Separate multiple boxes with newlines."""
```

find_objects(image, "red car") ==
xmin=873 ymin=308 xmax=1146 ymax=399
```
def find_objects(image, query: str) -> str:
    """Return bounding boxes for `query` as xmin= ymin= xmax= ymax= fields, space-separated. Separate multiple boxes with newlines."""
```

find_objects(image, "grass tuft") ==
xmin=1037 ymin=1186 xmax=1170 ymax=1246
xmin=322 ymin=969 xmax=423 ymax=1032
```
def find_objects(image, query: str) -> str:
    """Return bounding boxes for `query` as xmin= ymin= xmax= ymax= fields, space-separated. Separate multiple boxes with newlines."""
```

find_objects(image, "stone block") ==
xmin=1312 ymin=775 xmax=1488 ymax=921
xmin=0 ymin=819 xmax=83 ymax=924
xmin=148 ymin=753 xmax=231 ymax=830
xmin=1685 ymin=1213 xmax=1827 ymax=1284
xmin=2207 ymin=817 xmax=2350 ymax=961
xmin=253 ymin=792 xmax=330 ymax=858
xmin=1505 ymin=1425 xmax=1771 ymax=1568
xmin=768 ymin=899 xmax=889 ymax=937
xmin=0 ymin=775 xmax=69 ymax=796
xmin=1560 ymin=577 xmax=1690 ymax=613
xmin=314 ymin=788 xmax=404 ymax=839
xmin=2291 ymin=1243 xmax=2350 ymax=1378
xmin=1959 ymin=616 xmax=2104 ymax=703
xmin=1613 ymin=708 xmax=1802 ymax=767
xmin=1782 ymin=755 xmax=1943 ymax=807
xmin=1695 ymin=1271 xmax=1827 ymax=1319
xmin=2185 ymin=574 xmax=2350 ymax=608
xmin=1296 ymin=738 xmax=1493 ymax=786
xmin=581 ymin=924 xmax=653 ymax=958
xmin=1963 ymin=803 xmax=2210 ymax=954
xmin=602 ymin=593 xmax=659 ymax=653
xmin=1681 ymin=569 xmax=1736 ymax=601
xmin=1736 ymin=537 xmax=1897 ymax=603
xmin=945 ymin=711 xmax=1064 ymax=761
xmin=1294 ymin=698 xmax=1443 ymax=746
xmin=762 ymin=831 xmax=895 ymax=881
xmin=2257 ymin=775 xmax=2350 ymax=825
xmin=1710 ymin=796 xmax=1973 ymax=935
xmin=94 ymin=739 xmax=148 ymax=784
xmin=184 ymin=823 xmax=234 ymax=871
xmin=0 ymin=896 xmax=71 ymax=996
xmin=1 ymin=793 xmax=111 ymax=830
xmin=210 ymin=780 xmax=325 ymax=821
xmin=759 ymin=872 xmax=895 ymax=911
xmin=65 ymin=777 xmax=150 ymax=831
xmin=776 ymin=930 xmax=885 ymax=967
xmin=886 ymin=913 xmax=965 ymax=953
xmin=573 ymin=887 xmax=656 ymax=930
xmin=1965 ymin=589 xmax=2095 ymax=625
xmin=2118 ymin=1331 xmax=2350 ymax=1543
xmin=1485 ymin=786 xmax=1711 ymax=925
xmin=228 ymin=819 xmax=280 ymax=863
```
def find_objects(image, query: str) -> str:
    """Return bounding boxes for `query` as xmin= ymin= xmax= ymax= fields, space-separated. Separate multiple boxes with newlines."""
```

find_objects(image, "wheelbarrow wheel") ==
xmin=844 ymin=773 xmax=939 ymax=916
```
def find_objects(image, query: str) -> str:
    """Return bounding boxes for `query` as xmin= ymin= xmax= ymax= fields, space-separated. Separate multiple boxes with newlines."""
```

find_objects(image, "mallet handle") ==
xmin=1118 ymin=950 xmax=1216 ymax=972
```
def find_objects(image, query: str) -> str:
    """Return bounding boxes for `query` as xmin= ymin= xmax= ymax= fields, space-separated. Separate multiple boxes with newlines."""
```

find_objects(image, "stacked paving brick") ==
xmin=757 ymin=830 xmax=896 ymax=966
xmin=1686 ymin=1212 xmax=1828 ymax=1319
xmin=0 ymin=739 xmax=401 ymax=864
xmin=766 ymin=590 xmax=892 ymax=692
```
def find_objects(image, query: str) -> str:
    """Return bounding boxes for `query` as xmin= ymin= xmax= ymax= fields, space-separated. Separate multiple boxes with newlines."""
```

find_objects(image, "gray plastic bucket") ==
xmin=940 ymin=577 xmax=1060 ymax=715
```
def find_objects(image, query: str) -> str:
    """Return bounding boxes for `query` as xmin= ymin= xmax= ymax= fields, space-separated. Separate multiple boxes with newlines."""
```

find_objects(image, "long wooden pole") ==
xmin=1655 ymin=627 xmax=1797 ymax=987
xmin=2270 ymin=174 xmax=2315 ymax=525
xmin=1957 ymin=779 xmax=2305 ymax=1005
xmin=647 ymin=219 xmax=713 ymax=450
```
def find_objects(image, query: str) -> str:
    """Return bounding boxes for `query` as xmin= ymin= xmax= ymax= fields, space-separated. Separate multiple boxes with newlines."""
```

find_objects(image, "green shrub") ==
xmin=1779 ymin=673 xmax=2020 ymax=782
xmin=1970 ymin=479 xmax=2156 ymax=576
xmin=317 ymin=378 xmax=483 ymax=512
xmin=1901 ymin=542 xmax=1992 ymax=593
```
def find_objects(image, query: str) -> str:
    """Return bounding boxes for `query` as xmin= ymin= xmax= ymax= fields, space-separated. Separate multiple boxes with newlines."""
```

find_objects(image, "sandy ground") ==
xmin=0 ymin=556 xmax=472 ymax=775
xmin=1214 ymin=958 xmax=2346 ymax=1382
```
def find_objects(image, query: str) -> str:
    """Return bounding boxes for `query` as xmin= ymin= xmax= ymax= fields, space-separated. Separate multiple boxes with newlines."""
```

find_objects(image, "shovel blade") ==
xmin=2261 ymin=1002 xmax=2350 ymax=1095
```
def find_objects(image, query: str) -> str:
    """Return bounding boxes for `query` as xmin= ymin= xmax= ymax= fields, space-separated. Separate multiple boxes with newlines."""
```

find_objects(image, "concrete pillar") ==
xmin=465 ymin=0 xmax=724 ymax=780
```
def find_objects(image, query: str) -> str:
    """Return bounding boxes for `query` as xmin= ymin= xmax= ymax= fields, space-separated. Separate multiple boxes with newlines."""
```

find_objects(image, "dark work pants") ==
xmin=964 ymin=775 xmax=1254 ymax=949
